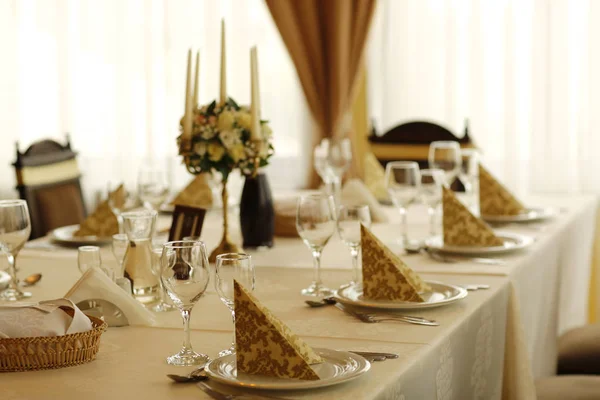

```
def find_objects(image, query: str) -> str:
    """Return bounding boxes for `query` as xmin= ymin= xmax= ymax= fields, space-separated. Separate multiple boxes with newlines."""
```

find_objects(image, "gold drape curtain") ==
xmin=265 ymin=0 xmax=377 ymax=186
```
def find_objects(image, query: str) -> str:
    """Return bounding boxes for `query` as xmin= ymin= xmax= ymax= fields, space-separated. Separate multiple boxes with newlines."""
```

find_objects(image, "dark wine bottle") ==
xmin=240 ymin=172 xmax=275 ymax=248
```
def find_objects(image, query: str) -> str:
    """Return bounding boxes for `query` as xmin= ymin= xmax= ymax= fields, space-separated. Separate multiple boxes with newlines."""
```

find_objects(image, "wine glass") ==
xmin=107 ymin=183 xmax=140 ymax=233
xmin=0 ymin=200 xmax=31 ymax=301
xmin=138 ymin=166 xmax=170 ymax=211
xmin=161 ymin=240 xmax=211 ymax=366
xmin=112 ymin=233 xmax=128 ymax=278
xmin=314 ymin=138 xmax=352 ymax=205
xmin=77 ymin=246 xmax=114 ymax=280
xmin=428 ymin=141 xmax=462 ymax=186
xmin=214 ymin=253 xmax=255 ymax=357
xmin=296 ymin=194 xmax=336 ymax=297
xmin=459 ymin=148 xmax=480 ymax=215
xmin=337 ymin=205 xmax=371 ymax=286
xmin=385 ymin=161 xmax=421 ymax=248
xmin=419 ymin=169 xmax=445 ymax=237
xmin=149 ymin=246 xmax=176 ymax=313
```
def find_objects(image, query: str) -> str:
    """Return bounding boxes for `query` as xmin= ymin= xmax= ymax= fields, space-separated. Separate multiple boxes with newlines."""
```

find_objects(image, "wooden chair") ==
xmin=368 ymin=120 xmax=476 ymax=170
xmin=168 ymin=205 xmax=207 ymax=242
xmin=12 ymin=135 xmax=86 ymax=239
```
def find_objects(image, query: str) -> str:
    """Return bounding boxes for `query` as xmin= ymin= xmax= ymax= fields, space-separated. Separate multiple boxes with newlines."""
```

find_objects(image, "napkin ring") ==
xmin=0 ymin=309 xmax=107 ymax=372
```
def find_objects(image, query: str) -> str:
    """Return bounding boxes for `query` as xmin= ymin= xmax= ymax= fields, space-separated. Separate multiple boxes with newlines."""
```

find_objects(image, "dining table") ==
xmin=1 ymin=193 xmax=597 ymax=400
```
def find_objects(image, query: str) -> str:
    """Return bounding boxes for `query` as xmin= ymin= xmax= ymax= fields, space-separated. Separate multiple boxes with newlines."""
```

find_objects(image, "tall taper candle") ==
xmin=193 ymin=50 xmax=200 ymax=106
xmin=220 ymin=19 xmax=227 ymax=105
xmin=183 ymin=49 xmax=193 ymax=139
xmin=250 ymin=46 xmax=261 ymax=140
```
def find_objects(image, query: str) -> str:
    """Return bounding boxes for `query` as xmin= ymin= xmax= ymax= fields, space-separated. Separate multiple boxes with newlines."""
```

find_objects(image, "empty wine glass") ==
xmin=337 ymin=205 xmax=371 ymax=286
xmin=77 ymin=246 xmax=113 ymax=280
xmin=428 ymin=141 xmax=462 ymax=186
xmin=161 ymin=240 xmax=211 ymax=366
xmin=150 ymin=246 xmax=176 ymax=313
xmin=0 ymin=200 xmax=31 ymax=301
xmin=112 ymin=233 xmax=128 ymax=278
xmin=419 ymin=169 xmax=445 ymax=237
xmin=138 ymin=166 xmax=170 ymax=211
xmin=314 ymin=138 xmax=352 ymax=205
xmin=108 ymin=183 xmax=140 ymax=233
xmin=214 ymin=253 xmax=255 ymax=357
xmin=296 ymin=194 xmax=336 ymax=297
xmin=385 ymin=162 xmax=421 ymax=248
xmin=459 ymin=148 xmax=480 ymax=215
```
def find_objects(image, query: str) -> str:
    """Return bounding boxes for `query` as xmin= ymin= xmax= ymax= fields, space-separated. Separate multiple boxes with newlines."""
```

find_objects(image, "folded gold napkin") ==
xmin=479 ymin=165 xmax=525 ymax=216
xmin=171 ymin=173 xmax=213 ymax=208
xmin=65 ymin=268 xmax=156 ymax=327
xmin=341 ymin=179 xmax=389 ymax=223
xmin=234 ymin=280 xmax=322 ymax=380
xmin=74 ymin=185 xmax=123 ymax=237
xmin=361 ymin=225 xmax=431 ymax=301
xmin=0 ymin=298 xmax=92 ymax=338
xmin=364 ymin=152 xmax=390 ymax=202
xmin=443 ymin=187 xmax=503 ymax=247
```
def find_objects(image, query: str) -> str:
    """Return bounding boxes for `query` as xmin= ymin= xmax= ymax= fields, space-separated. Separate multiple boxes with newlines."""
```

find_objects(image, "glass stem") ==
xmin=158 ymin=280 xmax=167 ymax=303
xmin=428 ymin=207 xmax=437 ymax=237
xmin=332 ymin=177 xmax=342 ymax=208
xmin=311 ymin=248 xmax=323 ymax=290
xmin=5 ymin=252 xmax=19 ymax=291
xmin=181 ymin=308 xmax=193 ymax=353
xmin=350 ymin=246 xmax=360 ymax=284
xmin=230 ymin=310 xmax=236 ymax=349
xmin=117 ymin=215 xmax=124 ymax=234
xmin=399 ymin=207 xmax=408 ymax=246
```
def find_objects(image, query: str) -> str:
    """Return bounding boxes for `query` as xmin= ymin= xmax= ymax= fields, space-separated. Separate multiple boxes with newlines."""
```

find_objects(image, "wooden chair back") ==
xmin=168 ymin=205 xmax=207 ymax=242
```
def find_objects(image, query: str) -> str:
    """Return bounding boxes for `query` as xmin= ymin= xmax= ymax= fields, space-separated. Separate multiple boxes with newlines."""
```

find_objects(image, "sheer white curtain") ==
xmin=368 ymin=0 xmax=600 ymax=195
xmin=0 ymin=0 xmax=311 ymax=203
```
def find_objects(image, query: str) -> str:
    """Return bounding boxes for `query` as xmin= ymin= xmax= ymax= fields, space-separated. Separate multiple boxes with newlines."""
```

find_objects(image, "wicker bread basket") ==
xmin=0 ymin=309 xmax=107 ymax=372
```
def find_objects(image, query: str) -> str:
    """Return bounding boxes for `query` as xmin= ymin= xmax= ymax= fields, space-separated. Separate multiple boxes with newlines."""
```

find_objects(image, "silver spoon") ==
xmin=305 ymin=297 xmax=337 ymax=308
xmin=21 ymin=273 xmax=42 ymax=287
xmin=167 ymin=367 xmax=208 ymax=383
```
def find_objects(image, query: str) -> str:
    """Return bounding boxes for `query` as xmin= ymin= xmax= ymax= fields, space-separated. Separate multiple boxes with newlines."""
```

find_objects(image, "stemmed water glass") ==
xmin=0 ymin=200 xmax=31 ymax=301
xmin=77 ymin=246 xmax=115 ymax=280
xmin=138 ymin=166 xmax=170 ymax=211
xmin=385 ymin=162 xmax=421 ymax=248
xmin=214 ymin=253 xmax=255 ymax=357
xmin=161 ymin=240 xmax=211 ymax=366
xmin=296 ymin=194 xmax=336 ymax=297
xmin=428 ymin=141 xmax=462 ymax=187
xmin=337 ymin=205 xmax=371 ymax=286
xmin=107 ymin=183 xmax=140 ymax=233
xmin=419 ymin=169 xmax=445 ymax=237
xmin=150 ymin=246 xmax=176 ymax=312
xmin=459 ymin=149 xmax=480 ymax=215
xmin=314 ymin=138 xmax=352 ymax=205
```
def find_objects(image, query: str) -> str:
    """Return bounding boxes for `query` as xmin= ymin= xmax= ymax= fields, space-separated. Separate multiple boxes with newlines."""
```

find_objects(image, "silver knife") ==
xmin=197 ymin=381 xmax=289 ymax=400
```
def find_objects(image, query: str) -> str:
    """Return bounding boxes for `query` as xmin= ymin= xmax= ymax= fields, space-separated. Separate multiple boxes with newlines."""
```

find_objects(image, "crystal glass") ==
xmin=419 ymin=169 xmax=445 ymax=237
xmin=107 ymin=183 xmax=140 ymax=233
xmin=0 ymin=200 xmax=31 ymax=301
xmin=385 ymin=161 xmax=421 ymax=247
xmin=138 ymin=166 xmax=170 ymax=211
xmin=428 ymin=141 xmax=462 ymax=186
xmin=314 ymin=138 xmax=352 ymax=205
xmin=337 ymin=205 xmax=371 ymax=286
xmin=161 ymin=240 xmax=211 ymax=366
xmin=150 ymin=246 xmax=176 ymax=312
xmin=77 ymin=246 xmax=114 ymax=280
xmin=296 ymin=194 xmax=336 ymax=297
xmin=459 ymin=148 xmax=480 ymax=215
xmin=112 ymin=233 xmax=128 ymax=278
xmin=122 ymin=210 xmax=159 ymax=304
xmin=215 ymin=253 xmax=255 ymax=357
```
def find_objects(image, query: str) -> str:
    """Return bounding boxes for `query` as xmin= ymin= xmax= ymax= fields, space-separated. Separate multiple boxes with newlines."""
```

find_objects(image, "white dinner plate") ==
xmin=204 ymin=348 xmax=370 ymax=391
xmin=49 ymin=224 xmax=112 ymax=246
xmin=482 ymin=207 xmax=558 ymax=223
xmin=425 ymin=232 xmax=534 ymax=255
xmin=335 ymin=281 xmax=467 ymax=310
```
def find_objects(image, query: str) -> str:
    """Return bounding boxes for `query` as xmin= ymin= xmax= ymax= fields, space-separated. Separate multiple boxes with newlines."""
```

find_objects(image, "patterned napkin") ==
xmin=361 ymin=225 xmax=431 ymax=301
xmin=479 ymin=165 xmax=525 ymax=216
xmin=443 ymin=187 xmax=503 ymax=247
xmin=234 ymin=280 xmax=322 ymax=380
xmin=171 ymin=173 xmax=214 ymax=208
xmin=363 ymin=152 xmax=389 ymax=202
xmin=341 ymin=179 xmax=389 ymax=223
xmin=74 ymin=185 xmax=123 ymax=237
xmin=0 ymin=298 xmax=92 ymax=338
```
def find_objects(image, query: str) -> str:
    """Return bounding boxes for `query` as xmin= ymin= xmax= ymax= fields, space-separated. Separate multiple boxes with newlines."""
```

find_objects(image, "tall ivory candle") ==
xmin=193 ymin=50 xmax=200 ymax=106
xmin=219 ymin=19 xmax=227 ymax=105
xmin=183 ymin=49 xmax=192 ymax=139
xmin=250 ymin=47 xmax=261 ymax=140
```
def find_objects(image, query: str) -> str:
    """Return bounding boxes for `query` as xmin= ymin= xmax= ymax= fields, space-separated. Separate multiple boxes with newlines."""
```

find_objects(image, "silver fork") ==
xmin=335 ymin=304 xmax=439 ymax=326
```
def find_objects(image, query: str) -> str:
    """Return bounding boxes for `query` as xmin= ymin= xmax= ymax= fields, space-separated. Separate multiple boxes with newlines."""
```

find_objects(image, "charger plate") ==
xmin=335 ymin=281 xmax=467 ymax=310
xmin=425 ymin=232 xmax=533 ymax=255
xmin=482 ymin=207 xmax=558 ymax=223
xmin=50 ymin=225 xmax=112 ymax=246
xmin=204 ymin=348 xmax=370 ymax=391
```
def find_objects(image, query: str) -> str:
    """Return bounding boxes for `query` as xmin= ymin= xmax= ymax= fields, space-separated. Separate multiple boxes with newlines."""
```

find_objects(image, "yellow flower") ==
xmin=236 ymin=112 xmax=252 ymax=130
xmin=229 ymin=143 xmax=247 ymax=162
xmin=218 ymin=111 xmax=235 ymax=131
xmin=208 ymin=141 xmax=225 ymax=161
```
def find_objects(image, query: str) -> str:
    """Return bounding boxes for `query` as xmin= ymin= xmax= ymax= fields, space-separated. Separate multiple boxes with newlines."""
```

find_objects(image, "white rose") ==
xmin=218 ymin=111 xmax=235 ymax=131
xmin=219 ymin=129 xmax=241 ymax=149
xmin=261 ymin=124 xmax=273 ymax=138
xmin=194 ymin=142 xmax=207 ymax=156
